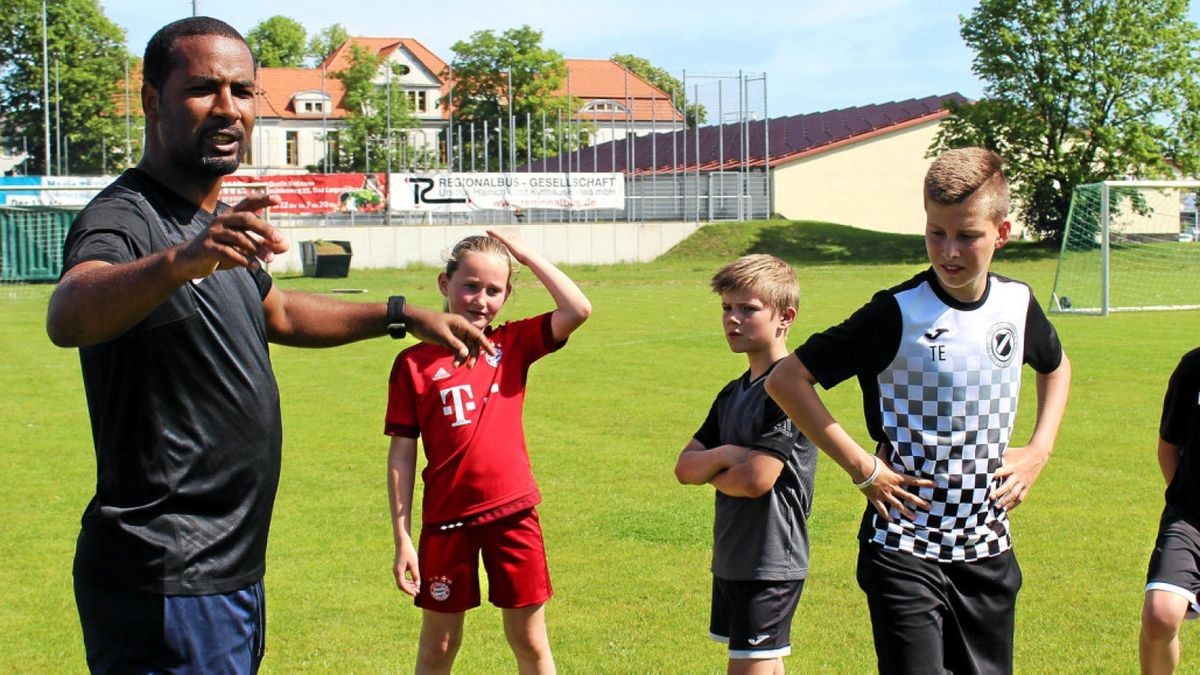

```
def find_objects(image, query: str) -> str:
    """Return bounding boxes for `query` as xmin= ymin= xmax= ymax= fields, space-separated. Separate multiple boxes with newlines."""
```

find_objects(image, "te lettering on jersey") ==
xmin=439 ymin=382 xmax=500 ymax=427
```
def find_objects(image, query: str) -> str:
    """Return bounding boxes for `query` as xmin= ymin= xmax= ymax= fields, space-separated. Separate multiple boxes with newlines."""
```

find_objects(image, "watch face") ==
xmin=388 ymin=296 xmax=406 ymax=335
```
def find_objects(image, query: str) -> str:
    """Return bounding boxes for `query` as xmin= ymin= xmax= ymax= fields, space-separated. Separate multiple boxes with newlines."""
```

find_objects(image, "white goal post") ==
xmin=1049 ymin=180 xmax=1200 ymax=315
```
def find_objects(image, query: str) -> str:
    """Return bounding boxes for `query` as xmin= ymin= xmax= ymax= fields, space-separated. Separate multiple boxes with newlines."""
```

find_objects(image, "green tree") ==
xmin=308 ymin=23 xmax=349 ymax=66
xmin=246 ymin=15 xmax=307 ymax=68
xmin=0 ymin=0 xmax=132 ymax=175
xmin=446 ymin=25 xmax=584 ymax=170
xmin=324 ymin=44 xmax=417 ymax=172
xmin=933 ymin=0 xmax=1200 ymax=241
xmin=611 ymin=53 xmax=706 ymax=126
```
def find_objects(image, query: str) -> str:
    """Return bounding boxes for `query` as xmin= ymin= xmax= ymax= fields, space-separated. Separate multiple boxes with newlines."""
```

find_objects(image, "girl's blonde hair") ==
xmin=444 ymin=235 xmax=517 ymax=291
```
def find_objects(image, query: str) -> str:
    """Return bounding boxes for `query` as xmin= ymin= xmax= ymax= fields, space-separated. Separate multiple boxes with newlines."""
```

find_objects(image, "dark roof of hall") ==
xmin=527 ymin=92 xmax=968 ymax=174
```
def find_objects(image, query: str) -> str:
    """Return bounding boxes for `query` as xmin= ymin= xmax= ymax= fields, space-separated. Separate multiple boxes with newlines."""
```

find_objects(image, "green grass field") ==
xmin=1 ymin=220 xmax=1192 ymax=672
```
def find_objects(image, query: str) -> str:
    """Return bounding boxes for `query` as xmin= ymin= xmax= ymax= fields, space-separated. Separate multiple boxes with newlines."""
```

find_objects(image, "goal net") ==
xmin=1049 ymin=180 xmax=1200 ymax=314
xmin=0 ymin=206 xmax=78 ymax=284
xmin=0 ymin=182 xmax=103 ymax=285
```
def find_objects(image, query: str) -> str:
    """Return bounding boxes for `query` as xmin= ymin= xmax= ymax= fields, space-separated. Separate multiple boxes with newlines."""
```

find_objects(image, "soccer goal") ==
xmin=0 ymin=183 xmax=104 ymax=284
xmin=1049 ymin=180 xmax=1200 ymax=315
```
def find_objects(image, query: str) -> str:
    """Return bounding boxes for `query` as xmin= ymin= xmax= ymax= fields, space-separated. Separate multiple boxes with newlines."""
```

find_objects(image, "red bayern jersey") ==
xmin=385 ymin=312 xmax=562 ymax=526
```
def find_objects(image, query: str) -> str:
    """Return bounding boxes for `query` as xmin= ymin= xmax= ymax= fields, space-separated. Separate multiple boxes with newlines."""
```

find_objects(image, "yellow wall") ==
xmin=769 ymin=120 xmax=1045 ymax=236
xmin=772 ymin=120 xmax=939 ymax=235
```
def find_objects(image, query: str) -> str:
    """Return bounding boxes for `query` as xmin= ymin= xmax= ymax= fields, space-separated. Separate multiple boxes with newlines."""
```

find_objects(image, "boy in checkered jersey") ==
xmin=1140 ymin=348 xmax=1200 ymax=674
xmin=766 ymin=147 xmax=1071 ymax=674
xmin=675 ymin=254 xmax=819 ymax=674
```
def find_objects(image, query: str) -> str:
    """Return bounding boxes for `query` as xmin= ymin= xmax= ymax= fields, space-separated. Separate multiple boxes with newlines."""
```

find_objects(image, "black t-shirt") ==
xmin=63 ymin=169 xmax=282 ymax=595
xmin=693 ymin=361 xmax=818 ymax=580
xmin=1162 ymin=348 xmax=1200 ymax=523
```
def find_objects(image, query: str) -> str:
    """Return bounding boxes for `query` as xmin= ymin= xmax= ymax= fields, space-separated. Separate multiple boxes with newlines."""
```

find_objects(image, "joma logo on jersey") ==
xmin=439 ymin=384 xmax=476 ymax=427
xmin=987 ymin=322 xmax=1018 ymax=367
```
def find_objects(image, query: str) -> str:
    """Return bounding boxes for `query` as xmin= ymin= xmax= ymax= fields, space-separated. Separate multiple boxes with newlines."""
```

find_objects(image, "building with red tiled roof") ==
xmin=558 ymin=59 xmax=683 ymax=144
xmin=245 ymin=36 xmax=449 ymax=174
xmin=108 ymin=37 xmax=686 ymax=175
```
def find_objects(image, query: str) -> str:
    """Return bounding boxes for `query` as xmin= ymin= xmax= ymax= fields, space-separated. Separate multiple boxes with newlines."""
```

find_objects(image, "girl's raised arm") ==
xmin=488 ymin=228 xmax=591 ymax=342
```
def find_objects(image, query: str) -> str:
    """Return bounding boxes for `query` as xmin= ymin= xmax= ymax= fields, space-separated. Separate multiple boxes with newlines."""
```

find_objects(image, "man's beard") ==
xmin=167 ymin=128 xmax=245 ymax=177
xmin=196 ymin=152 xmax=242 ymax=177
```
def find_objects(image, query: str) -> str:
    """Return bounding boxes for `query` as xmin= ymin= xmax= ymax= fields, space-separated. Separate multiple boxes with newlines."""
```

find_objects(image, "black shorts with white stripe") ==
xmin=708 ymin=576 xmax=805 ymax=660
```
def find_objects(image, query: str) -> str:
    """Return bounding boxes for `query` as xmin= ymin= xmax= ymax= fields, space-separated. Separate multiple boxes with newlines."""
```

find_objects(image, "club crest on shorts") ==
xmin=987 ymin=322 xmax=1018 ymax=367
xmin=428 ymin=576 xmax=452 ymax=602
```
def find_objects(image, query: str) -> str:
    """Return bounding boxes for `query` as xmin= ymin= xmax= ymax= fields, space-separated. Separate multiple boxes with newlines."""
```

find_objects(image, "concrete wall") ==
xmin=267 ymin=220 xmax=702 ymax=274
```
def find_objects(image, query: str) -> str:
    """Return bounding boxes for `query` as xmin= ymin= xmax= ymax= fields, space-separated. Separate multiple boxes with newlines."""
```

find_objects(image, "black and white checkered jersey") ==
xmin=795 ymin=269 xmax=1063 ymax=562
xmin=694 ymin=361 xmax=819 ymax=580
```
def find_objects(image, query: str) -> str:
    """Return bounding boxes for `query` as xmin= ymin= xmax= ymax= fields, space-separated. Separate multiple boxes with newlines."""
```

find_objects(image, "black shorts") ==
xmin=1145 ymin=509 xmax=1200 ymax=617
xmin=856 ymin=542 xmax=1021 ymax=675
xmin=708 ymin=576 xmax=805 ymax=660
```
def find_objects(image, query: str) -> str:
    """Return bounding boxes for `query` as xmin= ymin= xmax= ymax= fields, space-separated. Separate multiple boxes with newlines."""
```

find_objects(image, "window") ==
xmin=581 ymin=99 xmax=627 ymax=114
xmin=406 ymin=90 xmax=428 ymax=113
xmin=302 ymin=101 xmax=324 ymax=113
xmin=286 ymin=131 xmax=298 ymax=166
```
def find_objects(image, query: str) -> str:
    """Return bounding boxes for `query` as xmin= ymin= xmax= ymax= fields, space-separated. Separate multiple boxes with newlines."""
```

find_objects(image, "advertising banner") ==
xmin=388 ymin=173 xmax=624 ymax=213
xmin=221 ymin=173 xmax=388 ymax=214
xmin=0 ymin=176 xmax=113 ymax=206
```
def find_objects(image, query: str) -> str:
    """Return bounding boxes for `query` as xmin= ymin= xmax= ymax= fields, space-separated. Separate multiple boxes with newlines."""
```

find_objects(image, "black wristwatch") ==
xmin=386 ymin=295 xmax=407 ymax=339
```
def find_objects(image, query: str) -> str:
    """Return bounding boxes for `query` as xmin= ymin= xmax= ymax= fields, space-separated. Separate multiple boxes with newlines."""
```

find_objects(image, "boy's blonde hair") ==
xmin=444 ymin=235 xmax=516 ymax=290
xmin=924 ymin=147 xmax=1009 ymax=221
xmin=710 ymin=254 xmax=799 ymax=316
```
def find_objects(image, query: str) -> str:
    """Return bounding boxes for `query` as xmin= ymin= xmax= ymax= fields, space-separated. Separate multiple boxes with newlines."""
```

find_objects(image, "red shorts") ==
xmin=416 ymin=508 xmax=552 ymax=612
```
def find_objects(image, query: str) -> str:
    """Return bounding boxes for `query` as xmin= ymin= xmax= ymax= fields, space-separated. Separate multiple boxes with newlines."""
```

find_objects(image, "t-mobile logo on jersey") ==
xmin=440 ymin=384 xmax=476 ymax=427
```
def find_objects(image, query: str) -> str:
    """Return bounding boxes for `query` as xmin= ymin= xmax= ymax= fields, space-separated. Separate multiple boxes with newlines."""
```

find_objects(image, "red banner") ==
xmin=220 ymin=173 xmax=389 ymax=214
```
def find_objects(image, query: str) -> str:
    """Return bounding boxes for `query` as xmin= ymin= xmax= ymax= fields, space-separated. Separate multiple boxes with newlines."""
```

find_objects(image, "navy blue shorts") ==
xmin=75 ymin=578 xmax=266 ymax=674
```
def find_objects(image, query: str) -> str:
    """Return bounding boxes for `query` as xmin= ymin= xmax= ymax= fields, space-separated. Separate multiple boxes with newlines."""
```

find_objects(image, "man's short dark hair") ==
xmin=143 ymin=17 xmax=250 ymax=90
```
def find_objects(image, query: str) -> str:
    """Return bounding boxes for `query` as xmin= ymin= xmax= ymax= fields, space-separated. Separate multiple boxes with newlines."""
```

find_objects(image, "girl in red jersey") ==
xmin=385 ymin=229 xmax=591 ymax=674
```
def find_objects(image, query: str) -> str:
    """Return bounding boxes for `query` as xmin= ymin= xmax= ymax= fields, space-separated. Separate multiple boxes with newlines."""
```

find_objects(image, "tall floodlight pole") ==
xmin=321 ymin=62 xmax=328 ymax=172
xmin=448 ymin=66 xmax=456 ymax=170
xmin=447 ymin=66 xmax=456 ymax=226
xmin=507 ymin=70 xmax=514 ymax=172
xmin=192 ymin=1 xmax=198 ymax=16
xmin=763 ymin=73 xmax=770 ymax=219
xmin=385 ymin=65 xmax=393 ymax=225
xmin=42 ymin=0 xmax=51 ymax=175
xmin=124 ymin=58 xmax=132 ymax=167
xmin=386 ymin=64 xmax=392 ymax=176
xmin=682 ymin=70 xmax=688 ymax=219
xmin=55 ymin=57 xmax=62 ymax=176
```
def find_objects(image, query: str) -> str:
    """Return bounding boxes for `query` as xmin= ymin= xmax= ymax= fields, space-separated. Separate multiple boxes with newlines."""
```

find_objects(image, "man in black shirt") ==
xmin=47 ymin=17 xmax=491 ymax=673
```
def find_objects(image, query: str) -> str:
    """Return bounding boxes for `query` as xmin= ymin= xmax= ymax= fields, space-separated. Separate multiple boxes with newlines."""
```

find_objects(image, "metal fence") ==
xmin=0 ymin=207 xmax=75 ymax=282
xmin=277 ymin=171 xmax=769 ymax=227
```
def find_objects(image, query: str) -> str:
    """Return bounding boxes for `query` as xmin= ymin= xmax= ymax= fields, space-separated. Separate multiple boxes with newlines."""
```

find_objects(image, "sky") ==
xmin=96 ymin=0 xmax=1200 ymax=119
